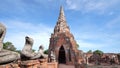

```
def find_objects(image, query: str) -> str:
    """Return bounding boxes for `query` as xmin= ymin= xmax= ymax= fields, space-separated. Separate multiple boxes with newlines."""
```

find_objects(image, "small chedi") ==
xmin=48 ymin=6 xmax=82 ymax=65
xmin=0 ymin=23 xmax=20 ymax=64
xmin=21 ymin=36 xmax=48 ymax=60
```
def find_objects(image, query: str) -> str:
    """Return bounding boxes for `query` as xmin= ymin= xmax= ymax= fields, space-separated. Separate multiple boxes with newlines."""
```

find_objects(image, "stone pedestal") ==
xmin=21 ymin=59 xmax=47 ymax=68
xmin=47 ymin=62 xmax=58 ymax=68
xmin=0 ymin=63 xmax=20 ymax=68
xmin=0 ymin=59 xmax=58 ymax=68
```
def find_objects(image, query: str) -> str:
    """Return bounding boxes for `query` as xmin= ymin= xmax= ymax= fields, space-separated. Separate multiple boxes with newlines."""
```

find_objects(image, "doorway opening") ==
xmin=58 ymin=46 xmax=66 ymax=64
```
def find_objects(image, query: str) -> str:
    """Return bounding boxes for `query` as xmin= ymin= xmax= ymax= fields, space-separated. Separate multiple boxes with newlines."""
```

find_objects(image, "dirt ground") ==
xmin=59 ymin=64 xmax=75 ymax=68
xmin=87 ymin=65 xmax=120 ymax=68
xmin=58 ymin=64 xmax=120 ymax=68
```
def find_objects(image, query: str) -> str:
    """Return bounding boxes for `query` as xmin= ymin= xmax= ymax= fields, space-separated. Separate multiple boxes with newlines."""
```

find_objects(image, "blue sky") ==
xmin=0 ymin=0 xmax=120 ymax=53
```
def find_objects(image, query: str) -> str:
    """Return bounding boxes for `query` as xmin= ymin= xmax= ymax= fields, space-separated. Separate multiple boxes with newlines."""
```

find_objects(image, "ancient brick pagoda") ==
xmin=48 ymin=6 xmax=80 ymax=65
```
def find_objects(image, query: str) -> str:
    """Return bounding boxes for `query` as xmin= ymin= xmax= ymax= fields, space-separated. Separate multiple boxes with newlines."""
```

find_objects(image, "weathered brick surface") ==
xmin=48 ymin=6 xmax=81 ymax=65
xmin=0 ymin=63 xmax=20 ymax=68
xmin=21 ymin=59 xmax=47 ymax=68
xmin=0 ymin=59 xmax=58 ymax=68
xmin=86 ymin=53 xmax=120 ymax=65
xmin=48 ymin=62 xmax=58 ymax=68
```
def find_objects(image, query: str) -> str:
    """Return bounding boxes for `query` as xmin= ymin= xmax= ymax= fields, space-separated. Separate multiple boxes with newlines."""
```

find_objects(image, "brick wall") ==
xmin=0 ymin=59 xmax=58 ymax=68
xmin=47 ymin=62 xmax=58 ymax=68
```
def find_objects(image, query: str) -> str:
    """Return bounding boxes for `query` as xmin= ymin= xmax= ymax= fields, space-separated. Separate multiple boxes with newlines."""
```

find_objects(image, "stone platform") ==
xmin=0 ymin=59 xmax=58 ymax=68
xmin=0 ymin=63 xmax=20 ymax=68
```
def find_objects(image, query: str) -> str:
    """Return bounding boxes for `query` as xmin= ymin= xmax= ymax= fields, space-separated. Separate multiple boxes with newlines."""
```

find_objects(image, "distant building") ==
xmin=48 ymin=6 xmax=80 ymax=65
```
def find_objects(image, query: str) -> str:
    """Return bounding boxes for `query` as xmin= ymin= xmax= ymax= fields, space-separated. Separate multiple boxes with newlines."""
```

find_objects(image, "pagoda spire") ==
xmin=49 ymin=6 xmax=79 ymax=65
xmin=54 ymin=6 xmax=70 ymax=34
xmin=58 ymin=6 xmax=66 ymax=21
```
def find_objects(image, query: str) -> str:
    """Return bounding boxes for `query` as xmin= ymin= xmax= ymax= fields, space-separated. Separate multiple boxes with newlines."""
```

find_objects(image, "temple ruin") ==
xmin=48 ymin=6 xmax=80 ymax=65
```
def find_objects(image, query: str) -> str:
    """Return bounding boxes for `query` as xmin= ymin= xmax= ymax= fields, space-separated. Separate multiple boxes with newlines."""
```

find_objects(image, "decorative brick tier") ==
xmin=0 ymin=59 xmax=58 ymax=68
xmin=21 ymin=59 xmax=48 ymax=68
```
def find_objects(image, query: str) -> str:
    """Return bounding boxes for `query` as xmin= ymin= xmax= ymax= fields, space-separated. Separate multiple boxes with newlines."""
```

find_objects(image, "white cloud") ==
xmin=65 ymin=0 xmax=120 ymax=14
xmin=77 ymin=40 xmax=105 ymax=49
xmin=106 ymin=16 xmax=120 ymax=28
xmin=66 ymin=0 xmax=79 ymax=10
xmin=3 ymin=20 xmax=53 ymax=51
xmin=74 ymin=22 xmax=120 ymax=53
xmin=76 ymin=35 xmax=120 ymax=53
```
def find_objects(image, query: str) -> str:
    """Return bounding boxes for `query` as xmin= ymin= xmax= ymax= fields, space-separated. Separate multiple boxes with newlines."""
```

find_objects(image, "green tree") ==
xmin=44 ymin=49 xmax=48 ymax=54
xmin=3 ymin=41 xmax=16 ymax=51
xmin=93 ymin=50 xmax=103 ymax=56
xmin=87 ymin=50 xmax=92 ymax=53
xmin=32 ymin=49 xmax=36 ymax=52
xmin=76 ymin=43 xmax=79 ymax=49
xmin=15 ymin=50 xmax=21 ymax=53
